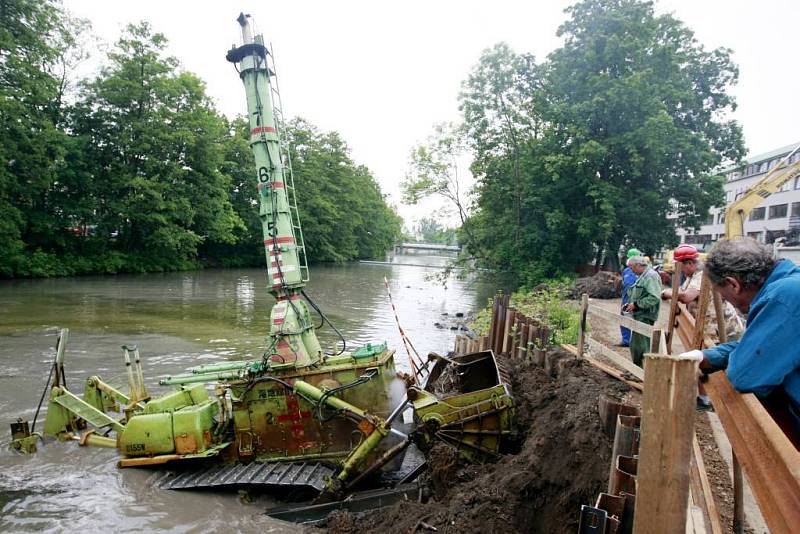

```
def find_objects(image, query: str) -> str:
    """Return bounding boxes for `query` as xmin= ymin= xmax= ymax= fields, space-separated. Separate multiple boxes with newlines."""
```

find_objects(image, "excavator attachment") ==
xmin=410 ymin=350 xmax=516 ymax=463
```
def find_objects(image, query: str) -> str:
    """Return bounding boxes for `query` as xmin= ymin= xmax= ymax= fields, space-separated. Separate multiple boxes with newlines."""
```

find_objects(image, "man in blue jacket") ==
xmin=618 ymin=248 xmax=641 ymax=347
xmin=697 ymin=238 xmax=800 ymax=432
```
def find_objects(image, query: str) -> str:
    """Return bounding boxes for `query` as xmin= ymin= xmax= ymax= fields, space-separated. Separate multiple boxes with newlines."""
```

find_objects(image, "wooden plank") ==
xmin=518 ymin=322 xmax=529 ymax=360
xmin=510 ymin=316 xmax=521 ymax=356
xmin=650 ymin=328 xmax=664 ymax=354
xmin=704 ymin=373 xmax=800 ymax=534
xmin=666 ymin=268 xmax=681 ymax=354
xmin=634 ymin=353 xmax=700 ymax=534
xmin=587 ymin=303 xmax=654 ymax=337
xmin=732 ymin=453 xmax=744 ymax=534
xmin=577 ymin=294 xmax=589 ymax=358
xmin=712 ymin=290 xmax=728 ymax=344
xmin=488 ymin=297 xmax=498 ymax=349
xmin=494 ymin=301 xmax=506 ymax=354
xmin=691 ymin=273 xmax=712 ymax=349
xmin=693 ymin=435 xmax=724 ymax=534
xmin=562 ymin=343 xmax=643 ymax=390
xmin=502 ymin=309 xmax=516 ymax=355
xmin=586 ymin=336 xmax=643 ymax=379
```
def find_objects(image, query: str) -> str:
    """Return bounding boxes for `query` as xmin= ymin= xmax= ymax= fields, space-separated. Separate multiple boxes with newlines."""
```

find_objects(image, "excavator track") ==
xmin=158 ymin=461 xmax=334 ymax=492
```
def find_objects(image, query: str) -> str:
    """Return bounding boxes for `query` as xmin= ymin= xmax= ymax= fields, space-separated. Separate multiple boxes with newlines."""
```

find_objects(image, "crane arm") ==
xmin=724 ymin=151 xmax=800 ymax=239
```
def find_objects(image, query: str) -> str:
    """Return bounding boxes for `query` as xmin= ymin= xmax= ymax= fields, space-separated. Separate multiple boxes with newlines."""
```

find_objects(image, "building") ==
xmin=678 ymin=142 xmax=800 ymax=248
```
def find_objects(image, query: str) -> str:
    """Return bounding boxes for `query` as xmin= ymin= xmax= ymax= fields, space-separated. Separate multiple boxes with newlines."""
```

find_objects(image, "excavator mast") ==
xmin=226 ymin=13 xmax=321 ymax=368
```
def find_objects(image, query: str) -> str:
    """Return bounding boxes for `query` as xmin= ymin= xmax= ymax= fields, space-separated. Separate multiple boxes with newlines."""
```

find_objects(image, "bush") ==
xmin=471 ymin=279 xmax=581 ymax=345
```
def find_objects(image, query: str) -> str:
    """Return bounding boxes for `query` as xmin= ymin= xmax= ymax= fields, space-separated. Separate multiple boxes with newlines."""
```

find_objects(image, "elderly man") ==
xmin=619 ymin=247 xmax=642 ymax=347
xmin=622 ymin=256 xmax=661 ymax=367
xmin=695 ymin=238 xmax=800 ymax=432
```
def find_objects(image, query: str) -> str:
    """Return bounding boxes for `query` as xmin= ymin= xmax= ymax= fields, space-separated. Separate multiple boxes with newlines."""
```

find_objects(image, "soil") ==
xmin=572 ymin=271 xmax=622 ymax=299
xmin=695 ymin=414 xmax=755 ymax=533
xmin=321 ymin=348 xmax=633 ymax=533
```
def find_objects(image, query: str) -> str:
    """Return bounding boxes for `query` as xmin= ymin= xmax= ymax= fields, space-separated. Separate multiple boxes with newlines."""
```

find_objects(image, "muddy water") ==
xmin=0 ymin=257 xmax=493 ymax=532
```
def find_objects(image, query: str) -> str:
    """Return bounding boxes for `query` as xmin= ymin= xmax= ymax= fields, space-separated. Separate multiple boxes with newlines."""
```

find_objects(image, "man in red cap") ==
xmin=661 ymin=244 xmax=703 ymax=310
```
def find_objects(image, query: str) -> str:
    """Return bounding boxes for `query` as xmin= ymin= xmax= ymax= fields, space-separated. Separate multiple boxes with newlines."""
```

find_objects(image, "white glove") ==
xmin=677 ymin=349 xmax=704 ymax=362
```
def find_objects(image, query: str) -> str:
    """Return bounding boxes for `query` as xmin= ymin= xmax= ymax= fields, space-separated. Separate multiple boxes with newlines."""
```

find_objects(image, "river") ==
xmin=0 ymin=256 xmax=494 ymax=533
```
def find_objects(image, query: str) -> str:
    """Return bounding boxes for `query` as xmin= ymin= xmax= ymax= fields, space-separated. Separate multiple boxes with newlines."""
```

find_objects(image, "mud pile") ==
xmin=322 ymin=349 xmax=631 ymax=533
xmin=572 ymin=271 xmax=621 ymax=299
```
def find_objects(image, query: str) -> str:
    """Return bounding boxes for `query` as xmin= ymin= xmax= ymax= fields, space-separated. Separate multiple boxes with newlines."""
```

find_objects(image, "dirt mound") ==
xmin=573 ymin=271 xmax=621 ymax=299
xmin=320 ymin=349 xmax=631 ymax=533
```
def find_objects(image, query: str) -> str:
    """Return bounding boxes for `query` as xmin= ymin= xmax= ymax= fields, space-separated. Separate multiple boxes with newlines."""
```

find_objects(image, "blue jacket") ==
xmin=703 ymin=260 xmax=800 ymax=412
xmin=621 ymin=267 xmax=637 ymax=305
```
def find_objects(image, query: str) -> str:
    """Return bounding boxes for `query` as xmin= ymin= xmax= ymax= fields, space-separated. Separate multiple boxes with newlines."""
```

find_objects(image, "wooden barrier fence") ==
xmin=452 ymin=292 xmax=551 ymax=359
xmin=572 ymin=284 xmax=720 ymax=534
xmin=671 ymin=275 xmax=800 ymax=534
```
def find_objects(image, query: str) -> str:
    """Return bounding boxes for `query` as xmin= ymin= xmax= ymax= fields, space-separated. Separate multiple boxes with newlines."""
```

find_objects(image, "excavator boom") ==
xmin=724 ymin=148 xmax=800 ymax=238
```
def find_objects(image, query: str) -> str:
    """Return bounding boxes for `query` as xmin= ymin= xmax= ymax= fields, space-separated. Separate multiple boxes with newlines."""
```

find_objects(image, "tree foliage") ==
xmin=0 ymin=3 xmax=401 ymax=277
xmin=405 ymin=0 xmax=744 ymax=286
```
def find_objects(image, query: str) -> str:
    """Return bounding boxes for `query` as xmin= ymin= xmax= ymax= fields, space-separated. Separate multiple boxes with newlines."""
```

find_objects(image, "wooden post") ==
xmin=510 ymin=316 xmax=520 ymax=357
xmin=493 ymin=297 xmax=506 ymax=354
xmin=691 ymin=272 xmax=712 ymax=349
xmin=732 ymin=453 xmax=744 ymax=534
xmin=502 ymin=308 xmax=516 ymax=355
xmin=488 ymin=296 xmax=499 ymax=349
xmin=666 ymin=268 xmax=681 ymax=354
xmin=712 ymin=290 xmax=727 ymax=344
xmin=577 ymin=294 xmax=589 ymax=358
xmin=649 ymin=328 xmax=664 ymax=354
xmin=518 ymin=320 xmax=529 ymax=360
xmin=633 ymin=352 xmax=700 ymax=534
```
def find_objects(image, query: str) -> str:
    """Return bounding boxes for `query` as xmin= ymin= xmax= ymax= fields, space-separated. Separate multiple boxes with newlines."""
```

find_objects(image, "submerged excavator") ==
xmin=9 ymin=13 xmax=515 ymax=515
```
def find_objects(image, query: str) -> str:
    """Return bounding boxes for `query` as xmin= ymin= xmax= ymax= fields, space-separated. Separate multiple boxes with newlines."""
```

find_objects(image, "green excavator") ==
xmin=9 ymin=13 xmax=515 ymax=507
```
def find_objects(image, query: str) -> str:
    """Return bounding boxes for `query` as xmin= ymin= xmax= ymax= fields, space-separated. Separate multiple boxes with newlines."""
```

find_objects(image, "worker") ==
xmin=622 ymin=256 xmax=661 ymax=367
xmin=660 ymin=244 xmax=702 ymax=308
xmin=687 ymin=238 xmax=800 ymax=433
xmin=619 ymin=248 xmax=642 ymax=347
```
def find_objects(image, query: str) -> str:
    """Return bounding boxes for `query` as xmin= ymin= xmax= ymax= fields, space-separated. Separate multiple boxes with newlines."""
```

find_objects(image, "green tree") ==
xmin=69 ymin=22 xmax=242 ymax=272
xmin=415 ymin=217 xmax=458 ymax=245
xmin=543 ymin=0 xmax=744 ymax=264
xmin=0 ymin=0 xmax=82 ymax=276
xmin=456 ymin=0 xmax=744 ymax=284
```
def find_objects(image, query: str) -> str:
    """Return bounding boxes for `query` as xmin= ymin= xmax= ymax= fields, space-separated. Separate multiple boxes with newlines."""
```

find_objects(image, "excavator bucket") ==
xmin=410 ymin=350 xmax=515 ymax=463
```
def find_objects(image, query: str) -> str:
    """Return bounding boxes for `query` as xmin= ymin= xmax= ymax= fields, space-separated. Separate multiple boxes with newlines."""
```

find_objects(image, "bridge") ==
xmin=393 ymin=242 xmax=462 ymax=257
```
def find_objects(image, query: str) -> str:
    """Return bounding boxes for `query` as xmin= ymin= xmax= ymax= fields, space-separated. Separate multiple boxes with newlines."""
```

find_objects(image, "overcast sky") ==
xmin=63 ymin=0 xmax=799 ymax=230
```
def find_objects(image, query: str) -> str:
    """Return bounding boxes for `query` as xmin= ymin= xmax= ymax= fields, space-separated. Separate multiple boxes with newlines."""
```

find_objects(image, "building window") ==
xmin=769 ymin=204 xmax=788 ymax=219
xmin=766 ymin=229 xmax=787 ymax=244
xmin=749 ymin=207 xmax=766 ymax=221
xmin=717 ymin=212 xmax=725 ymax=224
xmin=792 ymin=202 xmax=800 ymax=217
xmin=759 ymin=161 xmax=769 ymax=172
xmin=704 ymin=213 xmax=714 ymax=225
xmin=794 ymin=176 xmax=800 ymax=190
xmin=747 ymin=231 xmax=763 ymax=243
xmin=779 ymin=180 xmax=791 ymax=193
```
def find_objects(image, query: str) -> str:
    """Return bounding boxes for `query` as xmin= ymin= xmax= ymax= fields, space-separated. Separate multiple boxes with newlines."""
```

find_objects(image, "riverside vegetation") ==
xmin=0 ymin=1 xmax=402 ymax=278
xmin=3 ymin=0 xmax=746 ymax=288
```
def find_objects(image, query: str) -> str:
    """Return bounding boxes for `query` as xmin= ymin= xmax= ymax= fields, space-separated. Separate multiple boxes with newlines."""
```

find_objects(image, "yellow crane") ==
xmin=724 ymin=146 xmax=800 ymax=239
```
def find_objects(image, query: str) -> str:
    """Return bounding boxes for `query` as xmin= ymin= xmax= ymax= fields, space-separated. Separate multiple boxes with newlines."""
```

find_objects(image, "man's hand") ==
xmin=661 ymin=289 xmax=672 ymax=300
xmin=622 ymin=303 xmax=635 ymax=313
